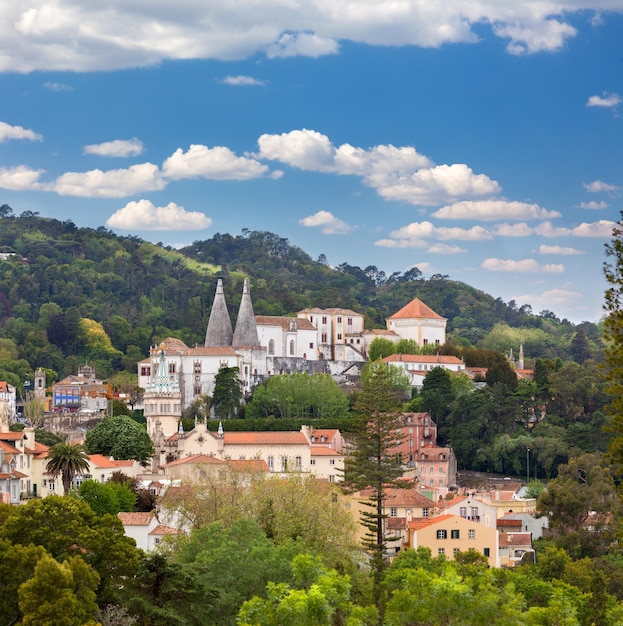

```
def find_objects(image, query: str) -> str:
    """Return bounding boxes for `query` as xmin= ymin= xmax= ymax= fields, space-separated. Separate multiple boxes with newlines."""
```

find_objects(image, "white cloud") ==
xmin=0 ymin=165 xmax=44 ymax=190
xmin=0 ymin=121 xmax=42 ymax=142
xmin=83 ymin=138 xmax=144 ymax=158
xmin=571 ymin=220 xmax=615 ymax=237
xmin=493 ymin=222 xmax=535 ymax=237
xmin=387 ymin=221 xmax=492 ymax=242
xmin=433 ymin=199 xmax=559 ymax=221
xmin=533 ymin=221 xmax=571 ymax=237
xmin=586 ymin=92 xmax=621 ymax=108
xmin=0 ymin=2 xmax=604 ymax=72
xmin=50 ymin=163 xmax=165 ymax=197
xmin=222 ymin=75 xmax=266 ymax=86
xmin=537 ymin=245 xmax=585 ymax=255
xmin=427 ymin=243 xmax=466 ymax=254
xmin=106 ymin=199 xmax=212 ymax=231
xmin=514 ymin=288 xmax=582 ymax=312
xmin=163 ymin=144 xmax=269 ymax=180
xmin=578 ymin=200 xmax=608 ymax=209
xmin=374 ymin=238 xmax=428 ymax=249
xmin=264 ymin=32 xmax=339 ymax=58
xmin=43 ymin=81 xmax=72 ymax=91
xmin=298 ymin=210 xmax=350 ymax=234
xmin=482 ymin=258 xmax=564 ymax=273
xmin=583 ymin=180 xmax=619 ymax=192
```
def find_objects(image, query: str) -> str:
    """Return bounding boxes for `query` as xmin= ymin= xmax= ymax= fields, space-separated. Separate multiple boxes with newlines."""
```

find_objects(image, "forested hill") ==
xmin=0 ymin=209 xmax=602 ymax=385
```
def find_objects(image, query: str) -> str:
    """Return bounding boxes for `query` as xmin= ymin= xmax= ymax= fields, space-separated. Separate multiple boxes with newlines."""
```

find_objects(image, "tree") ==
xmin=78 ymin=479 xmax=137 ymax=516
xmin=0 ymin=496 xmax=139 ymax=603
xmin=46 ymin=442 xmax=91 ymax=495
xmin=420 ymin=367 xmax=454 ymax=427
xmin=604 ymin=214 xmax=623 ymax=478
xmin=18 ymin=554 xmax=100 ymax=626
xmin=537 ymin=453 xmax=621 ymax=558
xmin=85 ymin=415 xmax=154 ymax=463
xmin=570 ymin=328 xmax=591 ymax=364
xmin=212 ymin=366 xmax=242 ymax=419
xmin=368 ymin=337 xmax=398 ymax=361
xmin=344 ymin=362 xmax=410 ymax=606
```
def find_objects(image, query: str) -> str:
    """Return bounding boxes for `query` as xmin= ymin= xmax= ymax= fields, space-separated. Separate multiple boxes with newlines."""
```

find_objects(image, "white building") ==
xmin=385 ymin=297 xmax=447 ymax=347
xmin=381 ymin=353 xmax=465 ymax=387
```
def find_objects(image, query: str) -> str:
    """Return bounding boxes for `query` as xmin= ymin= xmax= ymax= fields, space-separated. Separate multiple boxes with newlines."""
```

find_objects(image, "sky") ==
xmin=0 ymin=2 xmax=621 ymax=324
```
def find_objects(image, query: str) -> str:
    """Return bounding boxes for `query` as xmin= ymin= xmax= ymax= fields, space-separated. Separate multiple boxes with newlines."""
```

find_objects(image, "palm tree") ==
xmin=45 ymin=442 xmax=91 ymax=495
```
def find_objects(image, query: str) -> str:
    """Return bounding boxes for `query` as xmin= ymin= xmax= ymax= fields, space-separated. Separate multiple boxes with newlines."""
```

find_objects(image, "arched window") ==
xmin=268 ymin=339 xmax=275 ymax=355
xmin=289 ymin=340 xmax=295 ymax=355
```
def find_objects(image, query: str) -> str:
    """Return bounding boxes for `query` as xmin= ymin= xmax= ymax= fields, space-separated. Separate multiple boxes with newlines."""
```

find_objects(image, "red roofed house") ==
xmin=385 ymin=297 xmax=447 ymax=347
xmin=407 ymin=514 xmax=500 ymax=567
xmin=118 ymin=511 xmax=183 ymax=551
xmin=381 ymin=354 xmax=465 ymax=388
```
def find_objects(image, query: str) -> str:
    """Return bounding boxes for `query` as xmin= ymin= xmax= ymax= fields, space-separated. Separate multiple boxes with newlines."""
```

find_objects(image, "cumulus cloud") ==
xmin=586 ymin=92 xmax=621 ymax=107
xmin=43 ymin=81 xmax=72 ymax=91
xmin=0 ymin=121 xmax=42 ymax=142
xmin=376 ymin=221 xmax=491 ymax=248
xmin=0 ymin=2 xmax=602 ymax=72
xmin=432 ymin=199 xmax=559 ymax=221
xmin=50 ymin=163 xmax=165 ymax=197
xmin=427 ymin=243 xmax=466 ymax=254
xmin=583 ymin=180 xmax=619 ymax=193
xmin=163 ymin=144 xmax=270 ymax=180
xmin=578 ymin=200 xmax=608 ymax=209
xmin=493 ymin=222 xmax=535 ymax=237
xmin=106 ymin=199 xmax=212 ymax=231
xmin=0 ymin=165 xmax=44 ymax=190
xmin=83 ymin=138 xmax=144 ymax=158
xmin=298 ymin=210 xmax=350 ymax=234
xmin=514 ymin=288 xmax=582 ymax=312
xmin=537 ymin=245 xmax=585 ymax=255
xmin=482 ymin=258 xmax=564 ymax=273
xmin=264 ymin=32 xmax=339 ymax=58
xmin=571 ymin=220 xmax=615 ymax=237
xmin=222 ymin=75 xmax=266 ymax=86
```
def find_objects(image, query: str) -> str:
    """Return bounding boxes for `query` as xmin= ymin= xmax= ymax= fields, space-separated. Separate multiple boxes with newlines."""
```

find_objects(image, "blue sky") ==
xmin=0 ymin=3 xmax=621 ymax=324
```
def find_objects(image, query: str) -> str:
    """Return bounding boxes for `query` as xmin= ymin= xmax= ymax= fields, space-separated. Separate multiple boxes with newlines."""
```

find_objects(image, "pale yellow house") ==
xmin=407 ymin=513 xmax=499 ymax=567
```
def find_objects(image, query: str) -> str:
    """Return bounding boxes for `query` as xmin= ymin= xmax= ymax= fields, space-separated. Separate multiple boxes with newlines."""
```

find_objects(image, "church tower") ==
xmin=205 ymin=279 xmax=233 ymax=347
xmin=144 ymin=345 xmax=182 ymax=441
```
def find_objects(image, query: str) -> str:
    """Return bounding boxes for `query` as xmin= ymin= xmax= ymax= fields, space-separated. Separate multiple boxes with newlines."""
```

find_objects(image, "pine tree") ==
xmin=212 ymin=366 xmax=243 ymax=419
xmin=343 ymin=362 xmax=410 ymax=607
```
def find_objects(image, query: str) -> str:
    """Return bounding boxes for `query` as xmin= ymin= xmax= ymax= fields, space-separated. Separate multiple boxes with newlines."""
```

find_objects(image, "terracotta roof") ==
xmin=0 ymin=432 xmax=25 ymax=441
xmin=87 ymin=454 xmax=120 ymax=469
xmin=162 ymin=454 xmax=224 ymax=467
xmin=227 ymin=459 xmax=270 ymax=472
xmin=388 ymin=298 xmax=445 ymax=321
xmin=501 ymin=532 xmax=532 ymax=546
xmin=311 ymin=447 xmax=342 ymax=457
xmin=255 ymin=316 xmax=317 ymax=331
xmin=497 ymin=519 xmax=523 ymax=528
xmin=223 ymin=431 xmax=308 ymax=445
xmin=149 ymin=524 xmax=184 ymax=536
xmin=363 ymin=329 xmax=399 ymax=336
xmin=113 ymin=460 xmax=136 ymax=467
xmin=408 ymin=513 xmax=455 ymax=531
xmin=118 ymin=512 xmax=153 ymax=526
xmin=0 ymin=441 xmax=19 ymax=454
xmin=0 ymin=381 xmax=15 ymax=392
xmin=147 ymin=338 xmax=240 ymax=358
xmin=382 ymin=354 xmax=462 ymax=365
xmin=322 ymin=308 xmax=362 ymax=316
xmin=387 ymin=517 xmax=407 ymax=530
xmin=25 ymin=441 xmax=50 ymax=455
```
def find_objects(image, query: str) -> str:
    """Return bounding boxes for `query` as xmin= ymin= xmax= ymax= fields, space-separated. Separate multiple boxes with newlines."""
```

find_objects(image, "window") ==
xmin=469 ymin=529 xmax=475 ymax=539
xmin=322 ymin=316 xmax=327 ymax=324
xmin=281 ymin=457 xmax=288 ymax=472
xmin=154 ymin=538 xmax=161 ymax=545
xmin=423 ymin=338 xmax=429 ymax=345
xmin=289 ymin=340 xmax=295 ymax=355
xmin=321 ymin=333 xmax=327 ymax=343
xmin=193 ymin=361 xmax=201 ymax=374
xmin=140 ymin=366 xmax=151 ymax=376
xmin=460 ymin=507 xmax=467 ymax=517
xmin=337 ymin=333 xmax=342 ymax=340
xmin=329 ymin=475 xmax=335 ymax=483
xmin=435 ymin=339 xmax=440 ymax=345
xmin=483 ymin=548 xmax=490 ymax=557
xmin=430 ymin=479 xmax=434 ymax=486
xmin=337 ymin=316 xmax=342 ymax=323
xmin=309 ymin=343 xmax=314 ymax=349
xmin=310 ymin=459 xmax=316 ymax=465
xmin=268 ymin=339 xmax=275 ymax=355
xmin=194 ymin=385 xmax=202 ymax=396
xmin=471 ymin=507 xmax=479 ymax=519
xmin=438 ymin=479 xmax=443 ymax=486
xmin=267 ymin=456 xmax=274 ymax=470
xmin=453 ymin=548 xmax=460 ymax=556
xmin=438 ymin=548 xmax=445 ymax=555
xmin=295 ymin=456 xmax=302 ymax=469
xmin=168 ymin=363 xmax=176 ymax=374
xmin=329 ymin=459 xmax=335 ymax=465
xmin=429 ymin=466 xmax=434 ymax=473
xmin=439 ymin=466 xmax=444 ymax=473
xmin=48 ymin=481 xmax=55 ymax=491
xmin=451 ymin=530 xmax=460 ymax=539
xmin=390 ymin=507 xmax=397 ymax=518
xmin=436 ymin=529 xmax=447 ymax=539
xmin=422 ymin=507 xmax=429 ymax=518
xmin=347 ymin=318 xmax=352 ymax=326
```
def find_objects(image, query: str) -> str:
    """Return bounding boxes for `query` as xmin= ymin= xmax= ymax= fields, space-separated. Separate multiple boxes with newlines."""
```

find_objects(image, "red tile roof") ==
xmin=162 ymin=454 xmax=224 ymax=468
xmin=408 ymin=513 xmax=455 ymax=531
xmin=118 ymin=512 xmax=153 ymax=526
xmin=311 ymin=447 xmax=342 ymax=457
xmin=388 ymin=298 xmax=445 ymax=321
xmin=149 ymin=524 xmax=184 ymax=536
xmin=223 ymin=431 xmax=308 ymax=445
xmin=382 ymin=354 xmax=462 ymax=365
xmin=255 ymin=316 xmax=317 ymax=331
xmin=87 ymin=454 xmax=120 ymax=468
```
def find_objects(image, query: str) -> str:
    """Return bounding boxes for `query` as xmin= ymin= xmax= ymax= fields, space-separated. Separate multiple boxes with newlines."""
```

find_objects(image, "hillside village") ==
xmin=0 ymin=282 xmax=547 ymax=570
